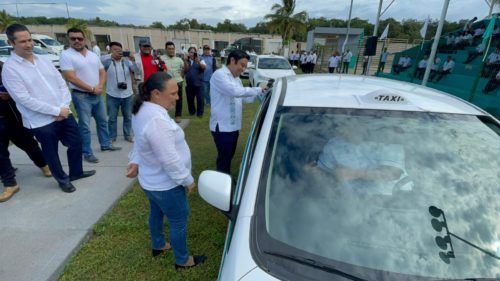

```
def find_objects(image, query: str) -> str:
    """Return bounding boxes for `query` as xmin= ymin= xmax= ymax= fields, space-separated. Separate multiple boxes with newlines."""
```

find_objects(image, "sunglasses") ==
xmin=141 ymin=45 xmax=151 ymax=48
xmin=69 ymin=37 xmax=85 ymax=42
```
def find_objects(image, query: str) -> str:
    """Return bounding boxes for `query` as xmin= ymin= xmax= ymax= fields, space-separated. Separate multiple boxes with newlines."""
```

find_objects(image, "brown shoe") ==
xmin=40 ymin=165 xmax=52 ymax=177
xmin=0 ymin=185 xmax=20 ymax=202
xmin=175 ymin=117 xmax=182 ymax=123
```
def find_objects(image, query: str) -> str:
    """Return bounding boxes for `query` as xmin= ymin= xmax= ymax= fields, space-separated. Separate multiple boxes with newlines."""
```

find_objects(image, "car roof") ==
xmin=281 ymin=75 xmax=486 ymax=115
xmin=257 ymin=54 xmax=287 ymax=60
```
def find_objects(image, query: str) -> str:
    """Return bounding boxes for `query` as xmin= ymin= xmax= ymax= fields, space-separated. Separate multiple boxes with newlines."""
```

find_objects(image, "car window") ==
xmin=33 ymin=47 xmax=49 ymax=55
xmin=0 ymin=40 xmax=7 ymax=47
xmin=0 ymin=48 xmax=12 ymax=56
xmin=256 ymin=108 xmax=500 ymax=280
xmin=258 ymin=58 xmax=291 ymax=70
xmin=40 ymin=38 xmax=61 ymax=46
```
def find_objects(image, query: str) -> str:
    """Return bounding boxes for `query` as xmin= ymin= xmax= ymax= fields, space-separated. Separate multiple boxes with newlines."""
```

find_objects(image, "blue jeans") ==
xmin=72 ymin=90 xmax=111 ymax=156
xmin=143 ymin=186 xmax=190 ymax=264
xmin=201 ymin=81 xmax=210 ymax=105
xmin=106 ymin=94 xmax=133 ymax=141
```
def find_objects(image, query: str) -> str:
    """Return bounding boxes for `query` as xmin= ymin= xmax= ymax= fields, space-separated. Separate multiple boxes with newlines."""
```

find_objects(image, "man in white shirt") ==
xmin=482 ymin=47 xmax=500 ymax=78
xmin=342 ymin=49 xmax=352 ymax=73
xmin=378 ymin=48 xmax=390 ymax=73
xmin=328 ymin=52 xmax=340 ymax=73
xmin=430 ymin=56 xmax=455 ymax=82
xmin=209 ymin=50 xmax=266 ymax=174
xmin=414 ymin=55 xmax=428 ymax=80
xmin=220 ymin=49 xmax=226 ymax=64
xmin=464 ymin=43 xmax=485 ymax=64
xmin=300 ymin=51 xmax=307 ymax=73
xmin=60 ymin=27 xmax=121 ymax=164
xmin=1 ymin=24 xmax=95 ymax=193
xmin=91 ymin=41 xmax=101 ymax=57
xmin=101 ymin=41 xmax=139 ymax=143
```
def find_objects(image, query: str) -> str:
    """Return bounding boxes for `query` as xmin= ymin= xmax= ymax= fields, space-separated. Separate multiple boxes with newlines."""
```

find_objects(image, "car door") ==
xmin=216 ymin=87 xmax=273 ymax=278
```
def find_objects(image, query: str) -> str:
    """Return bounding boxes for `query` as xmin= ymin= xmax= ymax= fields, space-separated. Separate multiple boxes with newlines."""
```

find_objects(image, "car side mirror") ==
xmin=198 ymin=170 xmax=232 ymax=212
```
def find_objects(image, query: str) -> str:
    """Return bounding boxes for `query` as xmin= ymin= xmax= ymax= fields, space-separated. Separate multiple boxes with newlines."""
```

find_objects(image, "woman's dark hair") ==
xmin=226 ymin=50 xmax=250 ymax=65
xmin=187 ymin=46 xmax=196 ymax=53
xmin=133 ymin=72 xmax=173 ymax=114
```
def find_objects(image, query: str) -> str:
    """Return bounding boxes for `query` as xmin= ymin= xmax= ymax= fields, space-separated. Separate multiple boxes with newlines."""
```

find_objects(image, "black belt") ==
xmin=72 ymin=89 xmax=93 ymax=94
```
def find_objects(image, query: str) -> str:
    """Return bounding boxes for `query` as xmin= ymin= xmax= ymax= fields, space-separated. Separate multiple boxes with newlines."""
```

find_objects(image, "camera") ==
xmin=122 ymin=51 xmax=130 ymax=57
xmin=117 ymin=82 xmax=128 ymax=90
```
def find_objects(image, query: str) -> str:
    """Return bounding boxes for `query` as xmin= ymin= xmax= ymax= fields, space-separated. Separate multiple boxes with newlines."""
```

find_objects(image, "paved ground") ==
xmin=0 ymin=117 xmax=189 ymax=281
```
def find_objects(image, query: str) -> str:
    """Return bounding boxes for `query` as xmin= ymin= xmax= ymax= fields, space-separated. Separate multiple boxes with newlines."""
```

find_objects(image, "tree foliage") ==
xmin=0 ymin=10 xmax=14 ymax=33
xmin=0 ymin=9 xmax=476 ymax=42
xmin=264 ymin=0 xmax=308 ymax=43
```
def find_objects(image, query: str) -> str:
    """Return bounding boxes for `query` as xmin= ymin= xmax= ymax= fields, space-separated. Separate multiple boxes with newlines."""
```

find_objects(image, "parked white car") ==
xmin=199 ymin=75 xmax=500 ymax=281
xmin=31 ymin=34 xmax=64 ymax=55
xmin=240 ymin=54 xmax=257 ymax=79
xmin=248 ymin=55 xmax=295 ymax=87
xmin=0 ymin=46 xmax=60 ymax=69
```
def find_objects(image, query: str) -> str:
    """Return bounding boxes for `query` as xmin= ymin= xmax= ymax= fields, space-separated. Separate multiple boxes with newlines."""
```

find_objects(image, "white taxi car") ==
xmin=248 ymin=55 xmax=295 ymax=87
xmin=199 ymin=75 xmax=500 ymax=281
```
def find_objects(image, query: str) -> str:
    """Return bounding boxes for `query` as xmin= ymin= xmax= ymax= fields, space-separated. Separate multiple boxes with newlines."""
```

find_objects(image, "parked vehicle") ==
xmin=31 ymin=34 xmax=64 ymax=54
xmin=199 ymin=75 xmax=500 ymax=281
xmin=248 ymin=55 xmax=295 ymax=87
xmin=0 ymin=46 xmax=60 ymax=69
xmin=240 ymin=54 xmax=257 ymax=79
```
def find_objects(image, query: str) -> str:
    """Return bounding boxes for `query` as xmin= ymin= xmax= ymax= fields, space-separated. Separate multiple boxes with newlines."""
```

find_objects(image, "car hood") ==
xmin=256 ymin=69 xmax=295 ymax=79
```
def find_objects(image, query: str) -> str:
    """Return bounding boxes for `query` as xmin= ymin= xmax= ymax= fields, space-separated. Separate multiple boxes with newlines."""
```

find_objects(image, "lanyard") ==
xmin=112 ymin=59 xmax=127 ymax=83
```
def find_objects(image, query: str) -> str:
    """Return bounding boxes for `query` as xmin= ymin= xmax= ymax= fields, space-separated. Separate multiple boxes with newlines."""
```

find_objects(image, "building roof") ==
xmin=281 ymin=75 xmax=486 ymax=116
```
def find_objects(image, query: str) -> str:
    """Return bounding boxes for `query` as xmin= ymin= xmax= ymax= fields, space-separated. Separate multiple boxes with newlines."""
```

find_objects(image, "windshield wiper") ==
xmin=264 ymin=250 xmax=368 ymax=281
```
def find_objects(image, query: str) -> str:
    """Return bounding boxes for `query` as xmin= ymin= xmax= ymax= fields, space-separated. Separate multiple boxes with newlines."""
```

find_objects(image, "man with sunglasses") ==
xmin=133 ymin=39 xmax=164 ymax=84
xmin=60 ymin=28 xmax=121 ymax=164
xmin=1 ymin=24 xmax=95 ymax=193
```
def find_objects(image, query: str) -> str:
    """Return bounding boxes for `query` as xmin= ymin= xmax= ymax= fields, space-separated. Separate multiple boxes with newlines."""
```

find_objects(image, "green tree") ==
xmin=150 ymin=21 xmax=166 ymax=29
xmin=0 ymin=10 xmax=14 ymax=33
xmin=216 ymin=19 xmax=247 ymax=33
xmin=66 ymin=18 xmax=92 ymax=40
xmin=264 ymin=0 xmax=308 ymax=43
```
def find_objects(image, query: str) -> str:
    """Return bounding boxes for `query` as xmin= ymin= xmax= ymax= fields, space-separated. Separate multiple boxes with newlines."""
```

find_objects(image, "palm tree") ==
xmin=264 ymin=0 xmax=308 ymax=44
xmin=0 ymin=10 xmax=14 ymax=33
xmin=66 ymin=18 xmax=92 ymax=40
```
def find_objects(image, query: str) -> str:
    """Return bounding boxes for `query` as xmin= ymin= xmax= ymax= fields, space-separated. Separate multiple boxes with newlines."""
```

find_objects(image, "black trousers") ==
xmin=342 ymin=61 xmax=349 ymax=73
xmin=175 ymin=82 xmax=183 ymax=117
xmin=0 ymin=117 xmax=46 ymax=187
xmin=211 ymin=126 xmax=239 ymax=174
xmin=431 ymin=69 xmax=451 ymax=82
xmin=186 ymin=84 xmax=204 ymax=116
xmin=30 ymin=116 xmax=83 ymax=186
xmin=414 ymin=68 xmax=425 ymax=79
xmin=484 ymin=77 xmax=499 ymax=93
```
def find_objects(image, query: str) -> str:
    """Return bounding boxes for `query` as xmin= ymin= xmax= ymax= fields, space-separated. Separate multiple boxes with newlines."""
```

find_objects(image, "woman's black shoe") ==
xmin=174 ymin=255 xmax=207 ymax=269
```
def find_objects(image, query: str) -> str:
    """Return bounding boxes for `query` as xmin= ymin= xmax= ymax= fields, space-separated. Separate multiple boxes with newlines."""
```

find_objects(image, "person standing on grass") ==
xmin=161 ymin=41 xmax=187 ymax=123
xmin=60 ymin=27 xmax=121 ymax=164
xmin=126 ymin=72 xmax=206 ymax=269
xmin=209 ymin=50 xmax=267 ymax=174
xmin=200 ymin=45 xmax=217 ymax=106
xmin=101 ymin=41 xmax=139 ymax=143
xmin=2 ymin=24 xmax=95 ymax=193
xmin=184 ymin=46 xmax=206 ymax=118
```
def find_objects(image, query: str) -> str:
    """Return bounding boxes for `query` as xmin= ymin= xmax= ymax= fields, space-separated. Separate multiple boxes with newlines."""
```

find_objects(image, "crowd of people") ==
xmin=0 ymin=23 xmax=268 ymax=269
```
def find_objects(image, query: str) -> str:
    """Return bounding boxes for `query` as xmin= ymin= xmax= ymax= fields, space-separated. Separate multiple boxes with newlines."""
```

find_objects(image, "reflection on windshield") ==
xmin=41 ymin=38 xmax=60 ymax=46
xmin=258 ymin=58 xmax=291 ymax=70
xmin=264 ymin=109 xmax=500 ymax=279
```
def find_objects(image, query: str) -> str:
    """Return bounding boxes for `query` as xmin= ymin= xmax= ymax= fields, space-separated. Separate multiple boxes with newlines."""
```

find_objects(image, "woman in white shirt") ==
xmin=125 ymin=72 xmax=206 ymax=269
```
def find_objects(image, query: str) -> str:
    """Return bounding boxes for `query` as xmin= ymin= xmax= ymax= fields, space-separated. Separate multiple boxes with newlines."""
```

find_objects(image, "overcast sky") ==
xmin=2 ymin=0 xmax=498 ymax=27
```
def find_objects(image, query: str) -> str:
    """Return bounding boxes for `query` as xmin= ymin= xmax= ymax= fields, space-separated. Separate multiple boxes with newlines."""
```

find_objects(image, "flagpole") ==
xmin=422 ymin=0 xmax=450 ymax=87
xmin=366 ymin=0 xmax=383 ymax=76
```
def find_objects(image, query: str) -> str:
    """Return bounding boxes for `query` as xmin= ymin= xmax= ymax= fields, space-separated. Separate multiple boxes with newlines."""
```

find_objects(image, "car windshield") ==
xmin=33 ymin=48 xmax=49 ymax=55
xmin=0 ymin=48 xmax=12 ymax=56
xmin=260 ymin=108 xmax=500 ymax=279
xmin=40 ymin=38 xmax=61 ymax=46
xmin=258 ymin=58 xmax=291 ymax=70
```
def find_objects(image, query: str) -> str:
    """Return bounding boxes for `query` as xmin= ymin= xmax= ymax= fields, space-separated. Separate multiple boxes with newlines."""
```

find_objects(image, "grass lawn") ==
xmin=59 ymin=82 xmax=260 ymax=281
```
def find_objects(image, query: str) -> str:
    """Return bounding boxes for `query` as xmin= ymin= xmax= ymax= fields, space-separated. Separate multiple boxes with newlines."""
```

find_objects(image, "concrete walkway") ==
xmin=0 ymin=117 xmax=189 ymax=281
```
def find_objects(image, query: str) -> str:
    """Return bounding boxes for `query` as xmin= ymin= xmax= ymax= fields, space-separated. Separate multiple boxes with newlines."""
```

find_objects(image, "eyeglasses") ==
xmin=69 ymin=37 xmax=85 ymax=42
